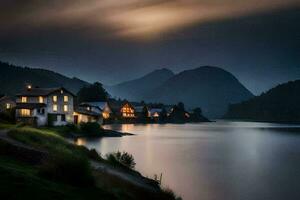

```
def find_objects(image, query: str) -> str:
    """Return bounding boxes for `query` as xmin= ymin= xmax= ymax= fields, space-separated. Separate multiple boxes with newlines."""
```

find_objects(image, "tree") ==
xmin=142 ymin=105 xmax=149 ymax=119
xmin=77 ymin=82 xmax=109 ymax=103
xmin=193 ymin=107 xmax=202 ymax=116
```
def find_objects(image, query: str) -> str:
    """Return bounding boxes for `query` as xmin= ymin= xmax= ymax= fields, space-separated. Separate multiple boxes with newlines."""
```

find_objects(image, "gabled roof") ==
xmin=0 ymin=95 xmax=15 ymax=102
xmin=74 ymin=107 xmax=101 ymax=117
xmin=80 ymin=102 xmax=110 ymax=111
xmin=16 ymin=87 xmax=75 ymax=97
xmin=149 ymin=108 xmax=163 ymax=114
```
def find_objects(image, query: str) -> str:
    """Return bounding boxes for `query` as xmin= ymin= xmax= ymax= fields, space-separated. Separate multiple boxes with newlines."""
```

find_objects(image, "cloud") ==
xmin=0 ymin=0 xmax=299 ymax=39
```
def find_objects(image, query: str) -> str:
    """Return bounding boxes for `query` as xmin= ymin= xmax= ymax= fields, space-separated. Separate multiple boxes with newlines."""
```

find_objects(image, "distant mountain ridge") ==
xmin=224 ymin=80 xmax=300 ymax=122
xmin=106 ymin=68 xmax=174 ymax=100
xmin=0 ymin=61 xmax=90 ymax=95
xmin=106 ymin=66 xmax=254 ymax=118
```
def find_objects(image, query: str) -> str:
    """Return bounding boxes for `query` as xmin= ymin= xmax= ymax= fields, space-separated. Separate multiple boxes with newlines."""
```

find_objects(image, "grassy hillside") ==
xmin=224 ymin=80 xmax=300 ymax=122
xmin=0 ymin=124 xmax=180 ymax=200
xmin=0 ymin=61 xmax=89 ymax=95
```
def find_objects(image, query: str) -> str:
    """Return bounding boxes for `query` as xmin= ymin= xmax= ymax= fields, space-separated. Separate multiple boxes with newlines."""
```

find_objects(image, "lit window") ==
xmin=6 ymin=103 xmax=11 ymax=109
xmin=63 ymin=95 xmax=68 ymax=102
xmin=103 ymin=112 xmax=110 ymax=119
xmin=53 ymin=96 xmax=57 ymax=102
xmin=21 ymin=96 xmax=27 ymax=103
xmin=53 ymin=104 xmax=58 ymax=112
xmin=38 ymin=96 xmax=44 ymax=103
xmin=60 ymin=90 xmax=64 ymax=94
xmin=63 ymin=105 xmax=68 ymax=112
xmin=20 ymin=109 xmax=30 ymax=116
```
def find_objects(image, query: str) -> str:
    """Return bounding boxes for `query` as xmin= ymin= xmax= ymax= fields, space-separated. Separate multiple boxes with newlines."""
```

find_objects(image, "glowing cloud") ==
xmin=1 ymin=0 xmax=299 ymax=39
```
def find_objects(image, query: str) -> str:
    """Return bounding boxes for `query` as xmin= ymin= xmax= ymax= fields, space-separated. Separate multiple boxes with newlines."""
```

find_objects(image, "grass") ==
xmin=1 ymin=125 xmax=180 ymax=200
xmin=0 ymin=156 xmax=116 ymax=200
xmin=0 ymin=122 xmax=16 ymax=130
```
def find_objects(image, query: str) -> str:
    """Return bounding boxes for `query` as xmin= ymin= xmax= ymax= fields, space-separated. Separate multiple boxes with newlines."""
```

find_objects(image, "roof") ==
xmin=0 ymin=95 xmax=15 ymax=103
xmin=16 ymin=103 xmax=46 ymax=109
xmin=80 ymin=102 xmax=110 ymax=111
xmin=150 ymin=108 xmax=163 ymax=114
xmin=16 ymin=87 xmax=75 ymax=97
xmin=74 ymin=107 xmax=101 ymax=117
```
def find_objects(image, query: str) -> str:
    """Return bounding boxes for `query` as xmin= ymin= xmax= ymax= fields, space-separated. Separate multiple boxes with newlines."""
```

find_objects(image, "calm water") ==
xmin=75 ymin=121 xmax=300 ymax=200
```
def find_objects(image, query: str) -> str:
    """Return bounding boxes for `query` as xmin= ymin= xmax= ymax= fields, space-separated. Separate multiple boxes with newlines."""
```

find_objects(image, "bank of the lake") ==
xmin=0 ymin=124 xmax=180 ymax=200
xmin=77 ymin=121 xmax=300 ymax=200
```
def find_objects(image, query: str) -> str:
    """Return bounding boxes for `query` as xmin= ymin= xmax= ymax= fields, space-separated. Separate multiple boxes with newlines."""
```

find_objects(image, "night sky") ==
xmin=0 ymin=0 xmax=299 ymax=94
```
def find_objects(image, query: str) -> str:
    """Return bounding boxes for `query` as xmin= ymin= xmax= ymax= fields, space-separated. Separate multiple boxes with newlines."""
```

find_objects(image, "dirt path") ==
xmin=90 ymin=160 xmax=160 ymax=192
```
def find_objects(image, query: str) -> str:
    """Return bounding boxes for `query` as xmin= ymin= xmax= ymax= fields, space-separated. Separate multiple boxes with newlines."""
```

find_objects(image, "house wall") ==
xmin=46 ymin=89 xmax=74 ymax=125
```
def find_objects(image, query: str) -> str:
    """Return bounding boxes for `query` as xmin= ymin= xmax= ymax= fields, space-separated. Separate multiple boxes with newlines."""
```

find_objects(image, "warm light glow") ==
xmin=20 ymin=109 xmax=30 ymax=116
xmin=53 ymin=104 xmax=58 ymax=112
xmin=121 ymin=104 xmax=135 ymax=118
xmin=6 ymin=103 xmax=11 ymax=109
xmin=53 ymin=95 xmax=57 ymax=102
xmin=64 ymin=95 xmax=68 ymax=102
xmin=153 ymin=112 xmax=159 ymax=117
xmin=27 ymin=85 xmax=32 ymax=90
xmin=103 ymin=112 xmax=110 ymax=119
xmin=63 ymin=105 xmax=68 ymax=112
xmin=5 ymin=0 xmax=298 ymax=39
xmin=38 ymin=96 xmax=44 ymax=103
xmin=21 ymin=96 xmax=27 ymax=103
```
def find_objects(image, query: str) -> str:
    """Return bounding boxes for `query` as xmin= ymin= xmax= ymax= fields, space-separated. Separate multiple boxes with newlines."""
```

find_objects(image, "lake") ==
xmin=75 ymin=121 xmax=300 ymax=200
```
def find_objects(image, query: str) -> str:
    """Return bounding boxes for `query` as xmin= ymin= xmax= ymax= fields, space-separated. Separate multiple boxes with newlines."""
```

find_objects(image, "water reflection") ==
xmin=76 ymin=122 xmax=300 ymax=200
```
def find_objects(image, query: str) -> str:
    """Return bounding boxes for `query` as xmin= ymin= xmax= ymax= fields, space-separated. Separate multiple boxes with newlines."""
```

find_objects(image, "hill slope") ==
xmin=106 ymin=68 xmax=174 ymax=100
xmin=0 ymin=61 xmax=89 ymax=95
xmin=146 ymin=66 xmax=253 ymax=118
xmin=224 ymin=80 xmax=300 ymax=122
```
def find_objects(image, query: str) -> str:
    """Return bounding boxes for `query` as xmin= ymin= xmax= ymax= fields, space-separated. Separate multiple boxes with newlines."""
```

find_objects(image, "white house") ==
xmin=15 ymin=86 xmax=75 ymax=126
xmin=79 ymin=102 xmax=112 ymax=119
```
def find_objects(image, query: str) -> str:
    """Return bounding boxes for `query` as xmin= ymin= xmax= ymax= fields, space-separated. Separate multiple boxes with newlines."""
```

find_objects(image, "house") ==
xmin=134 ymin=105 xmax=150 ymax=118
xmin=149 ymin=108 xmax=163 ymax=118
xmin=73 ymin=106 xmax=102 ymax=125
xmin=80 ymin=102 xmax=112 ymax=119
xmin=15 ymin=86 xmax=75 ymax=126
xmin=0 ymin=96 xmax=16 ymax=112
xmin=120 ymin=102 xmax=135 ymax=118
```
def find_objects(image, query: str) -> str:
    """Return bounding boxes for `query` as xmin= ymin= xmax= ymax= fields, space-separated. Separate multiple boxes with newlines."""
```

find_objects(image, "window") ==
xmin=61 ymin=115 xmax=66 ymax=121
xmin=21 ymin=96 xmax=27 ymax=103
xmin=38 ymin=96 xmax=44 ymax=103
xmin=6 ymin=103 xmax=11 ymax=109
xmin=53 ymin=104 xmax=58 ymax=112
xmin=63 ymin=95 xmax=68 ymax=102
xmin=63 ymin=105 xmax=68 ymax=112
xmin=20 ymin=109 xmax=30 ymax=116
xmin=53 ymin=96 xmax=57 ymax=102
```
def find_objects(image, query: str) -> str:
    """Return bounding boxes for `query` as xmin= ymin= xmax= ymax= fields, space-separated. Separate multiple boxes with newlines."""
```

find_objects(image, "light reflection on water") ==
xmin=75 ymin=121 xmax=300 ymax=200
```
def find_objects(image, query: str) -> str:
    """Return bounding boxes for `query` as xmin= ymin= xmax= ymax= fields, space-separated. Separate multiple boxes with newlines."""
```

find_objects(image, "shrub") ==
xmin=80 ymin=122 xmax=104 ymax=136
xmin=39 ymin=152 xmax=94 ymax=187
xmin=0 ymin=109 xmax=15 ymax=123
xmin=106 ymin=151 xmax=136 ymax=169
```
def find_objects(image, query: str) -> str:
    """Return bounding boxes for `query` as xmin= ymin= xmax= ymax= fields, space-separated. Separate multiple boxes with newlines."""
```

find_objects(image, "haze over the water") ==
xmin=0 ymin=0 xmax=299 ymax=94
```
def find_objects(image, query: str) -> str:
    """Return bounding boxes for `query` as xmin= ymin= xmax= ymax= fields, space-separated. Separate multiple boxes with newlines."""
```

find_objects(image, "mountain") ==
xmin=224 ymin=80 xmax=300 ymax=122
xmin=146 ymin=66 xmax=253 ymax=118
xmin=0 ymin=61 xmax=90 ymax=95
xmin=106 ymin=68 xmax=174 ymax=100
